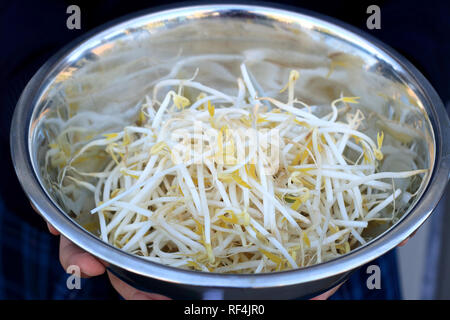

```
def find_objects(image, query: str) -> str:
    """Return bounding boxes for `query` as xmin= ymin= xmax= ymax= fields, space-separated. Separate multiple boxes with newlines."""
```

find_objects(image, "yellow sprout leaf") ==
xmin=217 ymin=172 xmax=234 ymax=183
xmin=138 ymin=110 xmax=146 ymax=126
xmin=245 ymin=164 xmax=257 ymax=180
xmin=110 ymin=188 xmax=123 ymax=199
xmin=294 ymin=119 xmax=311 ymax=128
xmin=302 ymin=232 xmax=310 ymax=247
xmin=256 ymin=115 xmax=269 ymax=124
xmin=374 ymin=149 xmax=383 ymax=161
xmin=238 ymin=210 xmax=250 ymax=226
xmin=218 ymin=211 xmax=239 ymax=224
xmin=291 ymin=198 xmax=302 ymax=211
xmin=352 ymin=135 xmax=362 ymax=144
xmin=374 ymin=131 xmax=384 ymax=161
xmin=289 ymin=245 xmax=300 ymax=261
xmin=336 ymin=242 xmax=351 ymax=254
xmin=362 ymin=144 xmax=371 ymax=163
xmin=231 ymin=172 xmax=251 ymax=189
xmin=290 ymin=250 xmax=296 ymax=261
xmin=123 ymin=131 xmax=131 ymax=146
xmin=250 ymin=226 xmax=269 ymax=245
xmin=290 ymin=153 xmax=302 ymax=166
xmin=284 ymin=195 xmax=296 ymax=203
xmin=208 ymin=100 xmax=215 ymax=117
xmin=103 ymin=133 xmax=118 ymax=140
xmin=329 ymin=225 xmax=340 ymax=234
xmin=340 ymin=96 xmax=360 ymax=104
xmin=289 ymin=172 xmax=314 ymax=189
xmin=300 ymin=139 xmax=313 ymax=163
xmin=106 ymin=143 xmax=121 ymax=165
xmin=240 ymin=115 xmax=253 ymax=127
xmin=287 ymin=166 xmax=314 ymax=173
xmin=150 ymin=141 xmax=170 ymax=155
xmin=377 ymin=131 xmax=384 ymax=149
xmin=173 ymin=94 xmax=190 ymax=109
xmin=186 ymin=261 xmax=201 ymax=270
xmin=258 ymin=248 xmax=284 ymax=266
xmin=286 ymin=190 xmax=310 ymax=210
xmin=218 ymin=171 xmax=251 ymax=189
xmin=218 ymin=210 xmax=250 ymax=226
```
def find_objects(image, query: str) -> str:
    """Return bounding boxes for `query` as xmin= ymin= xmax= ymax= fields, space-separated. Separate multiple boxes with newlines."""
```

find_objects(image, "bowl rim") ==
xmin=10 ymin=3 xmax=450 ymax=289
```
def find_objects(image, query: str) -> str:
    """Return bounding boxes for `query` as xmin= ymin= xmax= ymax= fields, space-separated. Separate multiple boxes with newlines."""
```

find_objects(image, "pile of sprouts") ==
xmin=44 ymin=54 xmax=427 ymax=273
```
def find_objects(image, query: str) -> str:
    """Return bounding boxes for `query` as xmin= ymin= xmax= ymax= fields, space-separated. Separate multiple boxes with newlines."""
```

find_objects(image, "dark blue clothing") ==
xmin=1 ymin=0 xmax=448 ymax=300
xmin=0 ymin=196 xmax=119 ymax=299
xmin=0 ymin=193 xmax=401 ymax=299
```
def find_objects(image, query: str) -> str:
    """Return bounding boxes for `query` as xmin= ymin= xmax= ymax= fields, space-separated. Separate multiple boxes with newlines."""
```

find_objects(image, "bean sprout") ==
xmin=44 ymin=57 xmax=428 ymax=273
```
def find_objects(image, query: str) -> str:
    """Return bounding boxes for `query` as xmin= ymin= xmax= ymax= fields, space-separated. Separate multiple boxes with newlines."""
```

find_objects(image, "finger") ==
xmin=310 ymin=283 xmax=342 ymax=300
xmin=107 ymin=271 xmax=171 ymax=300
xmin=59 ymin=236 xmax=105 ymax=277
xmin=398 ymin=230 xmax=417 ymax=247
xmin=47 ymin=222 xmax=60 ymax=236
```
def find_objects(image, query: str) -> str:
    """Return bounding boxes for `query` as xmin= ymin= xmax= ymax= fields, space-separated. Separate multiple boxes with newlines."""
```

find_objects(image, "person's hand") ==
xmin=47 ymin=222 xmax=106 ymax=277
xmin=51 ymin=220 xmax=334 ymax=300
xmin=310 ymin=284 xmax=342 ymax=300
xmin=397 ymin=231 xmax=416 ymax=247
xmin=107 ymin=271 xmax=170 ymax=300
xmin=46 ymin=221 xmax=169 ymax=299
xmin=42 ymin=209 xmax=415 ymax=301
xmin=48 ymin=220 xmax=413 ymax=300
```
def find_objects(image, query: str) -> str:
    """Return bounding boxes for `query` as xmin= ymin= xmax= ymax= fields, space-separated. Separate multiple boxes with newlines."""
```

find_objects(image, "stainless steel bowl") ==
xmin=10 ymin=4 xmax=450 ymax=299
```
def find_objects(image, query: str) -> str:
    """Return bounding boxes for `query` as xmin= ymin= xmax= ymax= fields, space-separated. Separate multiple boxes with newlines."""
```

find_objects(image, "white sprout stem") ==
xmin=365 ymin=189 xmax=402 ymax=220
